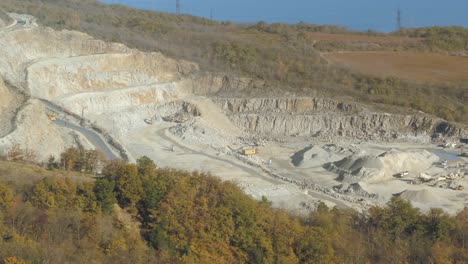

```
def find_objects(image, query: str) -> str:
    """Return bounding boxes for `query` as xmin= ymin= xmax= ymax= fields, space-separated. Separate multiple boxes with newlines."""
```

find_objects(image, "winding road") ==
xmin=54 ymin=119 xmax=118 ymax=160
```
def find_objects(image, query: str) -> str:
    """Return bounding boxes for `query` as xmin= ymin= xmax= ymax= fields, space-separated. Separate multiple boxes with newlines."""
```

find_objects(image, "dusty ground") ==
xmin=121 ymin=122 xmax=326 ymax=215
xmin=259 ymin=139 xmax=467 ymax=214
xmin=325 ymin=51 xmax=468 ymax=84
xmin=83 ymin=91 xmax=467 ymax=214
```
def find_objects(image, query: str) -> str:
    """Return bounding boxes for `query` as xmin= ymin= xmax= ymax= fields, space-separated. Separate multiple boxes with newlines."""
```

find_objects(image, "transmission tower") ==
xmin=396 ymin=6 xmax=402 ymax=31
xmin=176 ymin=0 xmax=180 ymax=14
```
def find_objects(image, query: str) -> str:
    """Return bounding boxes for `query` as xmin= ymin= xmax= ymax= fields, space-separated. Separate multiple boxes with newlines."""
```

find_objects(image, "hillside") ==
xmin=0 ymin=2 xmax=466 ymax=263
xmin=0 ymin=0 xmax=467 ymax=123
xmin=0 ymin=155 xmax=466 ymax=263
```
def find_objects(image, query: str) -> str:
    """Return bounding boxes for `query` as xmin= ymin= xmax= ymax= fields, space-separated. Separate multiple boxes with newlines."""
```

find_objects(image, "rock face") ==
xmin=0 ymin=11 xmax=11 ymax=27
xmin=58 ymin=82 xmax=181 ymax=116
xmin=27 ymin=52 xmax=199 ymax=100
xmin=0 ymin=99 xmax=65 ymax=161
xmin=214 ymin=97 xmax=468 ymax=142
xmin=214 ymin=97 xmax=357 ymax=114
xmin=0 ymin=77 xmax=24 ymax=137
xmin=0 ymin=27 xmax=131 ymax=89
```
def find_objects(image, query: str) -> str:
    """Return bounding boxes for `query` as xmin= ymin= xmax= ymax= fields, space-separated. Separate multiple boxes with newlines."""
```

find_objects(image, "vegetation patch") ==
xmin=0 ymin=150 xmax=466 ymax=263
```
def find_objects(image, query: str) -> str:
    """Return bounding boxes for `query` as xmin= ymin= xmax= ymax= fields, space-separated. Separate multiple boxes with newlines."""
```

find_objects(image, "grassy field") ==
xmin=325 ymin=52 xmax=468 ymax=84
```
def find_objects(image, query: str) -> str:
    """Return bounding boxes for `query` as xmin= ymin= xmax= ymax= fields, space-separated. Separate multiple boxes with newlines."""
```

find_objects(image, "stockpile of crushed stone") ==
xmin=334 ymin=182 xmax=379 ymax=199
xmin=397 ymin=189 xmax=445 ymax=204
xmin=291 ymin=144 xmax=355 ymax=168
xmin=326 ymin=149 xmax=439 ymax=183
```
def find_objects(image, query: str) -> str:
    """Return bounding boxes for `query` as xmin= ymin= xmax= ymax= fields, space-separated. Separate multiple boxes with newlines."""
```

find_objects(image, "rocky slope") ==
xmin=0 ymin=99 xmax=65 ymax=160
xmin=0 ymin=27 xmax=130 ymax=89
xmin=214 ymin=97 xmax=468 ymax=142
xmin=0 ymin=10 xmax=11 ymax=27
xmin=27 ymin=52 xmax=198 ymax=100
xmin=0 ymin=13 xmax=222 ymax=160
xmin=0 ymin=77 xmax=25 ymax=137
xmin=0 ymin=12 xmax=466 ymax=164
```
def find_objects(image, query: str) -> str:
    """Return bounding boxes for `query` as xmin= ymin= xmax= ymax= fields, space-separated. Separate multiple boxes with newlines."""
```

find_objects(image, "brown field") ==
xmin=306 ymin=32 xmax=422 ymax=44
xmin=325 ymin=52 xmax=468 ymax=84
xmin=229 ymin=29 xmax=282 ymax=43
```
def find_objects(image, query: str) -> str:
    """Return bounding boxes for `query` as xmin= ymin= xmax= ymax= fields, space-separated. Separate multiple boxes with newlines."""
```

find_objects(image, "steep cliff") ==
xmin=27 ymin=52 xmax=198 ymax=100
xmin=0 ymin=27 xmax=131 ymax=89
xmin=214 ymin=97 xmax=467 ymax=142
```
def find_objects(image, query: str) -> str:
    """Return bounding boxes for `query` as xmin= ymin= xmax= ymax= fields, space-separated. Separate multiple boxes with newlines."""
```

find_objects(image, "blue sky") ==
xmin=102 ymin=0 xmax=468 ymax=32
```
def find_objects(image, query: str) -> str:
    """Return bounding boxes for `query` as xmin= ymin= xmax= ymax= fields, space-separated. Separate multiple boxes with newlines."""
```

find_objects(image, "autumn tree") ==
xmin=0 ymin=182 xmax=14 ymax=209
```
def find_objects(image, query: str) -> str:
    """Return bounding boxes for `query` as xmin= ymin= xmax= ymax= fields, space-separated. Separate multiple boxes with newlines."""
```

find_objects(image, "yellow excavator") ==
xmin=48 ymin=114 xmax=57 ymax=121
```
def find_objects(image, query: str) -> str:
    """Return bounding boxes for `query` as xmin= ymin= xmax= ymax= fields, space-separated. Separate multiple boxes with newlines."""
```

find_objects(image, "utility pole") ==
xmin=81 ymin=106 xmax=88 ymax=126
xmin=396 ymin=6 xmax=402 ymax=31
xmin=176 ymin=0 xmax=180 ymax=14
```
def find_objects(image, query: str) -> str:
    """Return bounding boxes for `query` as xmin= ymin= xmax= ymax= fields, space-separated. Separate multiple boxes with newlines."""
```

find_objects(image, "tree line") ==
xmin=0 ymin=148 xmax=466 ymax=263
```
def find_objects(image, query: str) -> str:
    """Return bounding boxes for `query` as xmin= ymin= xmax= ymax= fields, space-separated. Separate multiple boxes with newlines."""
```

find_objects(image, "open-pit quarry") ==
xmin=0 ymin=13 xmax=467 ymax=215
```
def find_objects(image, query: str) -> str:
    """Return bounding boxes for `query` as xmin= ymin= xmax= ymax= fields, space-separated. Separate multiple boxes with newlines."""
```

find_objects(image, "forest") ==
xmin=0 ymin=147 xmax=466 ymax=263
xmin=0 ymin=0 xmax=467 ymax=123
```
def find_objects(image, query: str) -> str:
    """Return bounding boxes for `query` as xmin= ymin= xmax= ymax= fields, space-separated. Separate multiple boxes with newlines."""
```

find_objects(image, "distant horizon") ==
xmin=101 ymin=0 xmax=468 ymax=32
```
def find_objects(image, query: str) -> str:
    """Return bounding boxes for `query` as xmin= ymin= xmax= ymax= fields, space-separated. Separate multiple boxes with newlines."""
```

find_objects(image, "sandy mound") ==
xmin=292 ymin=144 xmax=355 ymax=167
xmin=170 ymin=117 xmax=235 ymax=151
xmin=397 ymin=189 xmax=444 ymax=203
xmin=155 ymin=100 xmax=201 ymax=122
xmin=292 ymin=145 xmax=329 ymax=167
xmin=166 ymin=97 xmax=243 ymax=150
xmin=334 ymin=182 xmax=379 ymax=199
xmin=326 ymin=149 xmax=439 ymax=183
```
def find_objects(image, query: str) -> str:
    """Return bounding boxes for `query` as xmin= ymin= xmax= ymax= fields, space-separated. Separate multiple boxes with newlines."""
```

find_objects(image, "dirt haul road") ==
xmin=120 ymin=122 xmax=347 ymax=214
xmin=54 ymin=119 xmax=118 ymax=160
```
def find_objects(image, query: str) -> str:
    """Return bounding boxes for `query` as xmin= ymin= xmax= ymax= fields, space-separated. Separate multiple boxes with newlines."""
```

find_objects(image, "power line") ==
xmin=176 ymin=0 xmax=180 ymax=14
xmin=396 ymin=6 xmax=402 ymax=31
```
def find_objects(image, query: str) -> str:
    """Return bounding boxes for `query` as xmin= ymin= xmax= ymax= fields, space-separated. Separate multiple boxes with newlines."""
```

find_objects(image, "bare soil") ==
xmin=325 ymin=52 xmax=468 ymax=84
xmin=307 ymin=32 xmax=422 ymax=44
